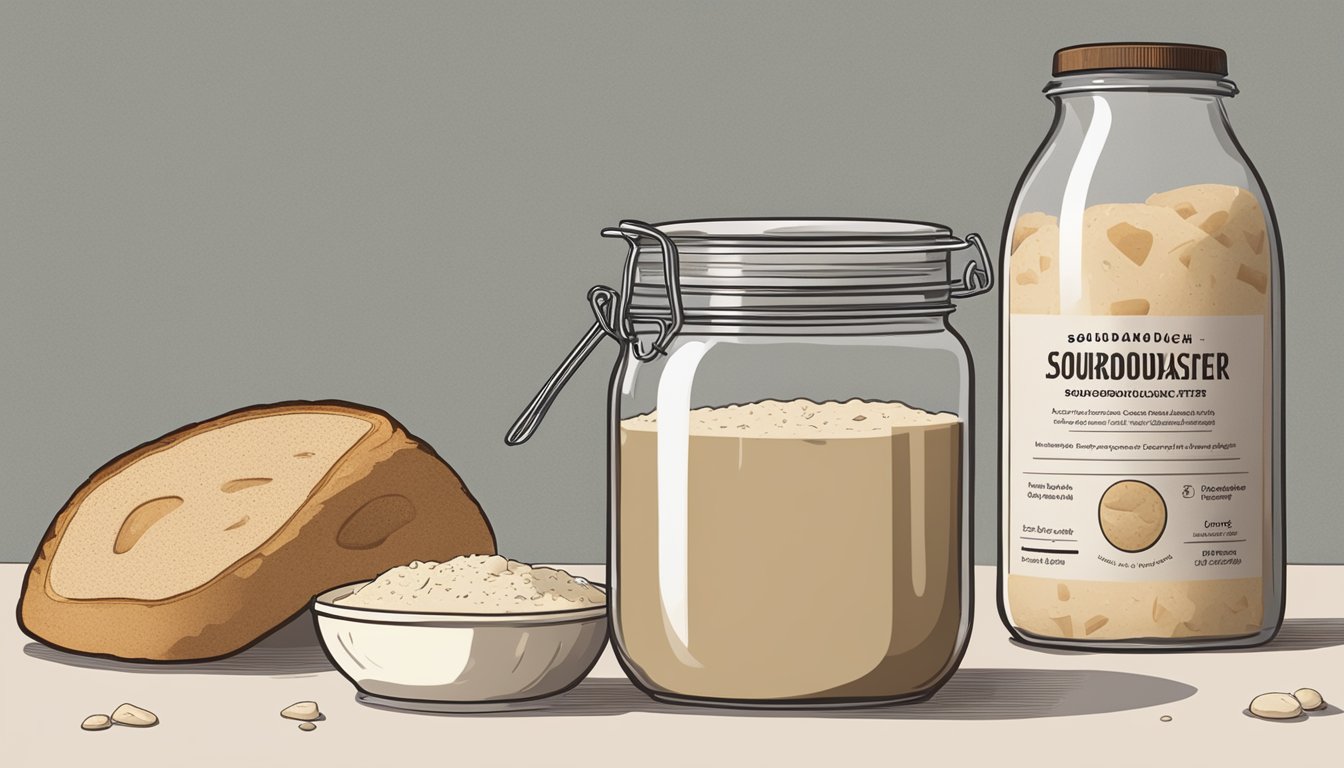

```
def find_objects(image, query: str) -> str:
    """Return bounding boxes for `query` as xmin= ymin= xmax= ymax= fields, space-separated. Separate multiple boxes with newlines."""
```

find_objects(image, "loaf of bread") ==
xmin=19 ymin=401 xmax=496 ymax=661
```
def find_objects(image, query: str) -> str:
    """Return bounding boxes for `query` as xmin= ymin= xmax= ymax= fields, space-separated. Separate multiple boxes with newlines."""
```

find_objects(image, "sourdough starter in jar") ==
xmin=508 ymin=217 xmax=990 ymax=704
xmin=617 ymin=398 xmax=962 ymax=701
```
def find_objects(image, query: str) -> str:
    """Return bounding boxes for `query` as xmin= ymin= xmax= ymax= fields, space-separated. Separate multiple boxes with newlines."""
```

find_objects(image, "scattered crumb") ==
xmin=280 ymin=701 xmax=321 ymax=721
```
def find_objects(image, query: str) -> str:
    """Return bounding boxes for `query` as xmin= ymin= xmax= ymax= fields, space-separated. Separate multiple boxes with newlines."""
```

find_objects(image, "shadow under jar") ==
xmin=508 ymin=218 xmax=993 ymax=708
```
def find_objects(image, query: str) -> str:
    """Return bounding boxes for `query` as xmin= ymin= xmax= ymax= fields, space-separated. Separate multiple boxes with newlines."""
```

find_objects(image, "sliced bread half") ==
xmin=19 ymin=401 xmax=495 ymax=661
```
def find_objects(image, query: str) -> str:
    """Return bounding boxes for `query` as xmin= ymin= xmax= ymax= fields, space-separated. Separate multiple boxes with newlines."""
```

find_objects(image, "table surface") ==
xmin=4 ymin=564 xmax=1342 ymax=766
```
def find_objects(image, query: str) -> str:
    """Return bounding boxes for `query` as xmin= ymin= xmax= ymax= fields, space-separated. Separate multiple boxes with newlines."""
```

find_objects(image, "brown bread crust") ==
xmin=17 ymin=401 xmax=496 ymax=661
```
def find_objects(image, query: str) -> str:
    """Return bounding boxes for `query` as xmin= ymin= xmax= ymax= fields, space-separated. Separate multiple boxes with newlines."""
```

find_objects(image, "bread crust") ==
xmin=17 ymin=400 xmax=496 ymax=661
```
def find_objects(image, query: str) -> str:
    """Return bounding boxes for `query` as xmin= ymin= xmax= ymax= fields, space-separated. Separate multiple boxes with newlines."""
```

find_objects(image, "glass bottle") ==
xmin=999 ymin=44 xmax=1284 ymax=650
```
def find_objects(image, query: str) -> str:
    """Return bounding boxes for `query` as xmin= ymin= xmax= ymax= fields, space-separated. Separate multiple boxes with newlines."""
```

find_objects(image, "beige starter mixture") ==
xmin=618 ymin=398 xmax=963 ymax=701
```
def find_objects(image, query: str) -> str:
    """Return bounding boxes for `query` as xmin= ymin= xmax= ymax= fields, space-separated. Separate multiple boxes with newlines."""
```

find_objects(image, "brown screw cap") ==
xmin=1053 ymin=43 xmax=1228 ymax=76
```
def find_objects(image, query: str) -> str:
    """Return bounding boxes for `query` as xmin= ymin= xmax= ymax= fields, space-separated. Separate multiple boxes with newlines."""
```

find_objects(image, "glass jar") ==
xmin=508 ymin=218 xmax=993 ymax=706
xmin=999 ymin=44 xmax=1284 ymax=650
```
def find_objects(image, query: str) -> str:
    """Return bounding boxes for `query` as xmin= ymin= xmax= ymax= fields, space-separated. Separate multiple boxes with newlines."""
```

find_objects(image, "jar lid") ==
xmin=655 ymin=217 xmax=958 ymax=245
xmin=1053 ymin=42 xmax=1228 ymax=77
xmin=620 ymin=217 xmax=989 ymax=328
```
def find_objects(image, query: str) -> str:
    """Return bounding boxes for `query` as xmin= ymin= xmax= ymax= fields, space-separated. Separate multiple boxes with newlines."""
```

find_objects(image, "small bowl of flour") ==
xmin=333 ymin=554 xmax=605 ymax=614
xmin=313 ymin=555 xmax=607 ymax=711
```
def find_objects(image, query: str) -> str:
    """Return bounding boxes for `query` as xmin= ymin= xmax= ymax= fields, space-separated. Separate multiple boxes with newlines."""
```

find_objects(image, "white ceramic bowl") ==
xmin=312 ymin=581 xmax=608 ymax=712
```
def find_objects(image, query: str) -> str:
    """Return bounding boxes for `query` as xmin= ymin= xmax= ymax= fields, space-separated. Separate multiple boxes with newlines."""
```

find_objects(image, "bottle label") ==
xmin=1006 ymin=314 xmax=1264 ymax=580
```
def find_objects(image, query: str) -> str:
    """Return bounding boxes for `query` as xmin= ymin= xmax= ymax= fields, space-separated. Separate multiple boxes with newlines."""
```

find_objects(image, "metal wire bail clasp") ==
xmin=950 ymin=232 xmax=995 ymax=298
xmin=598 ymin=220 xmax=684 ymax=361
xmin=505 ymin=220 xmax=684 ymax=446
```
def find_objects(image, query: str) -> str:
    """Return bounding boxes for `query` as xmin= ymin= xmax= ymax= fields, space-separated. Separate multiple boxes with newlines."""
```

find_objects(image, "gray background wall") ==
xmin=2 ymin=0 xmax=1339 ymax=565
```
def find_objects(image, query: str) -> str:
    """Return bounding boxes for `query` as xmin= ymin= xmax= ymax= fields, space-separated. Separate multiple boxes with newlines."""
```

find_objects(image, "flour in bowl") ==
xmin=335 ymin=555 xmax=605 ymax=613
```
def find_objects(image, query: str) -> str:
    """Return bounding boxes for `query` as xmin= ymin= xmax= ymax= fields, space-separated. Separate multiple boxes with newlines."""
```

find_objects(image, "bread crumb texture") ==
xmin=336 ymin=555 xmax=606 ymax=613
xmin=1008 ymin=184 xmax=1269 ymax=317
xmin=47 ymin=413 xmax=374 ymax=601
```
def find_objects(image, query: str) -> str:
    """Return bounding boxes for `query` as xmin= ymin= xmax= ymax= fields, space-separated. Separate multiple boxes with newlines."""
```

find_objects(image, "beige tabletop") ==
xmin=3 ymin=563 xmax=1341 ymax=766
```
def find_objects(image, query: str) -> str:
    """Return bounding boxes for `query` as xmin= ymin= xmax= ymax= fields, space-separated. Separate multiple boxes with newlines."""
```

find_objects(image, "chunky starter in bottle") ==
xmin=1005 ymin=183 xmax=1271 ymax=642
